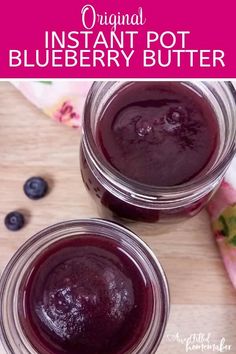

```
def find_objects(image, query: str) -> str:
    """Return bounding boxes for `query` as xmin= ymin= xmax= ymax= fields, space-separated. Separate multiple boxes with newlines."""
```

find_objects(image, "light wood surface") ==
xmin=0 ymin=82 xmax=235 ymax=354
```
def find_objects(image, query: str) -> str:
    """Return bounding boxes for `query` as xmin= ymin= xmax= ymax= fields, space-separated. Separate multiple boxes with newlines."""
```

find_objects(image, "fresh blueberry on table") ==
xmin=24 ymin=177 xmax=48 ymax=200
xmin=4 ymin=211 xmax=25 ymax=231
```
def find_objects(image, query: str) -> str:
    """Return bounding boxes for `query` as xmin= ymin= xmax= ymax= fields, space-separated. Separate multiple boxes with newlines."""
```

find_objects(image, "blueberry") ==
xmin=24 ymin=177 xmax=48 ymax=200
xmin=4 ymin=211 xmax=25 ymax=231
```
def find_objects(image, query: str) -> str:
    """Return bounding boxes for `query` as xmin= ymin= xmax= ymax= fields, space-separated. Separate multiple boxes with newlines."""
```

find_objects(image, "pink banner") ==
xmin=0 ymin=0 xmax=235 ymax=78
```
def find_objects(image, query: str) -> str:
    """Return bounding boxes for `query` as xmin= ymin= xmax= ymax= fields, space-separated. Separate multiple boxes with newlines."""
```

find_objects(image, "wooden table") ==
xmin=0 ymin=82 xmax=235 ymax=354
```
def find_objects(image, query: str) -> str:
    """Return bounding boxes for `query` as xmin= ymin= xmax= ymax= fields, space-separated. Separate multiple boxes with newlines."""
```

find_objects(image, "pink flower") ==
xmin=207 ymin=180 xmax=236 ymax=219
xmin=53 ymin=101 xmax=81 ymax=127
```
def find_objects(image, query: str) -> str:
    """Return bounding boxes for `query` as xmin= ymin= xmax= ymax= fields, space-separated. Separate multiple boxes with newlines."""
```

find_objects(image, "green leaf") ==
xmin=38 ymin=81 xmax=52 ymax=84
xmin=229 ymin=235 xmax=236 ymax=246
xmin=219 ymin=215 xmax=229 ymax=237
xmin=228 ymin=216 xmax=236 ymax=226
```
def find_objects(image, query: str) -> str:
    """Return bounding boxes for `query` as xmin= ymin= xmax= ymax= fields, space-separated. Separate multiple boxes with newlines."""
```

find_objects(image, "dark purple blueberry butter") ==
xmin=19 ymin=235 xmax=154 ymax=354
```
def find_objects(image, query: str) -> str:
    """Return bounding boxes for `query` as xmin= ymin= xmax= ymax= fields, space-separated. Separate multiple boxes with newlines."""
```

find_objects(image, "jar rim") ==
xmin=82 ymin=81 xmax=236 ymax=204
xmin=0 ymin=219 xmax=170 ymax=354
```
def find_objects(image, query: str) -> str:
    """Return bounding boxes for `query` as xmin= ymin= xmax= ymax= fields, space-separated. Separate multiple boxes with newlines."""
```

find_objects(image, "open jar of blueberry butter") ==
xmin=80 ymin=81 xmax=236 ymax=222
xmin=0 ymin=219 xmax=169 ymax=354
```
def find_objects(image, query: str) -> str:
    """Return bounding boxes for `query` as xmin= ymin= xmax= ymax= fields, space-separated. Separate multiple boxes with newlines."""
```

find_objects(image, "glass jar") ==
xmin=80 ymin=81 xmax=236 ymax=222
xmin=0 ymin=219 xmax=170 ymax=354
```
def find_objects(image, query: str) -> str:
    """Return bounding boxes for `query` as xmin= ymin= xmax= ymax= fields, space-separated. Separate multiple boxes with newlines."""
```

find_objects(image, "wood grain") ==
xmin=0 ymin=82 xmax=235 ymax=354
